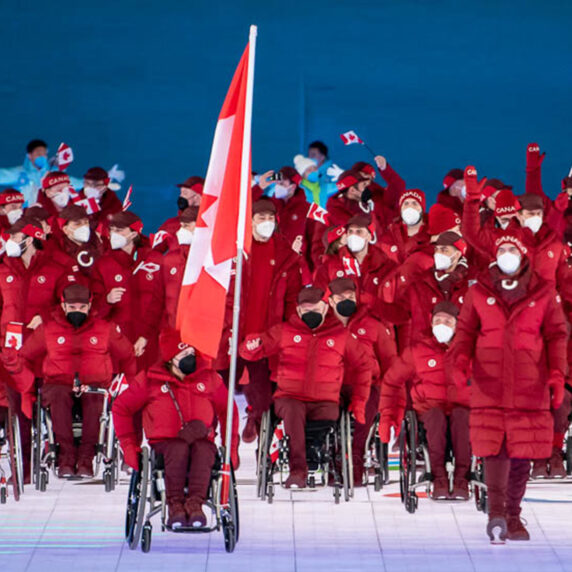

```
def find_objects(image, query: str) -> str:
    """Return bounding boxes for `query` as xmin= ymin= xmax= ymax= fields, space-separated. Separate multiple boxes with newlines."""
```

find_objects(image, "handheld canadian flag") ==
xmin=5 ymin=322 xmax=23 ymax=350
xmin=57 ymin=143 xmax=74 ymax=170
xmin=72 ymin=195 xmax=101 ymax=215
xmin=122 ymin=185 xmax=133 ymax=211
xmin=307 ymin=202 xmax=330 ymax=225
xmin=340 ymin=130 xmax=363 ymax=146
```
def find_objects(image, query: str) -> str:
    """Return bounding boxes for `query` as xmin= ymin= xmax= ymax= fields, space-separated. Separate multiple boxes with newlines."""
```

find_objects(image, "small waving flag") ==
xmin=340 ymin=130 xmax=363 ymax=146
xmin=307 ymin=202 xmax=330 ymax=225
xmin=122 ymin=185 xmax=133 ymax=211
xmin=57 ymin=143 xmax=74 ymax=171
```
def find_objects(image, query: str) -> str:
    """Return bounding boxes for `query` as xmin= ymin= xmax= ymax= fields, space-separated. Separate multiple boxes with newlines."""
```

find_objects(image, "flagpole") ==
xmin=223 ymin=24 xmax=257 ymax=503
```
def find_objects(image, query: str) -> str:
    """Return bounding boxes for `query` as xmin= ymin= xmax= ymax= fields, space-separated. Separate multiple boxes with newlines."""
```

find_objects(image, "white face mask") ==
xmin=84 ymin=186 xmax=102 ymax=200
xmin=432 ymin=323 xmax=455 ymax=344
xmin=273 ymin=184 xmax=291 ymax=200
xmin=497 ymin=252 xmax=521 ymax=275
xmin=176 ymin=227 xmax=194 ymax=245
xmin=5 ymin=238 xmax=23 ymax=258
xmin=498 ymin=219 xmax=510 ymax=230
xmin=401 ymin=207 xmax=421 ymax=226
xmin=347 ymin=234 xmax=366 ymax=253
xmin=72 ymin=225 xmax=90 ymax=243
xmin=7 ymin=208 xmax=23 ymax=225
xmin=434 ymin=252 xmax=452 ymax=271
xmin=255 ymin=220 xmax=276 ymax=239
xmin=52 ymin=188 xmax=70 ymax=208
xmin=523 ymin=215 xmax=542 ymax=234
xmin=110 ymin=231 xmax=128 ymax=250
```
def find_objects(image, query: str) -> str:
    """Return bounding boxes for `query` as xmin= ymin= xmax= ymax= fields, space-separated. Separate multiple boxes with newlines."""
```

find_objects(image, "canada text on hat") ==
xmin=9 ymin=218 xmax=45 ymax=240
xmin=399 ymin=189 xmax=426 ymax=211
xmin=326 ymin=225 xmax=346 ymax=245
xmin=494 ymin=235 xmax=527 ymax=255
xmin=336 ymin=170 xmax=363 ymax=192
xmin=159 ymin=328 xmax=191 ymax=362
xmin=0 ymin=189 xmax=25 ymax=206
xmin=42 ymin=171 xmax=70 ymax=190
xmin=494 ymin=190 xmax=520 ymax=216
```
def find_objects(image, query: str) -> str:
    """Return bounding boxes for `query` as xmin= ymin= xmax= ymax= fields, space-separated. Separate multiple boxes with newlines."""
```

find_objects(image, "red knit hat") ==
xmin=518 ymin=193 xmax=544 ymax=212
xmin=432 ymin=301 xmax=460 ymax=319
xmin=442 ymin=168 xmax=463 ymax=189
xmin=108 ymin=211 xmax=143 ymax=233
xmin=57 ymin=204 xmax=89 ymax=229
xmin=336 ymin=169 xmax=366 ymax=192
xmin=159 ymin=329 xmax=192 ymax=362
xmin=494 ymin=190 xmax=520 ymax=216
xmin=83 ymin=167 xmax=110 ymax=184
xmin=62 ymin=283 xmax=91 ymax=304
xmin=352 ymin=162 xmax=376 ymax=178
xmin=297 ymin=286 xmax=325 ymax=305
xmin=483 ymin=178 xmax=512 ymax=199
xmin=42 ymin=171 xmax=70 ymax=191
xmin=328 ymin=277 xmax=356 ymax=296
xmin=346 ymin=213 xmax=375 ymax=236
xmin=9 ymin=216 xmax=45 ymax=239
xmin=279 ymin=166 xmax=302 ymax=186
xmin=176 ymin=176 xmax=204 ymax=195
xmin=399 ymin=189 xmax=426 ymax=212
xmin=428 ymin=204 xmax=461 ymax=235
xmin=323 ymin=225 xmax=346 ymax=248
xmin=252 ymin=198 xmax=276 ymax=216
xmin=494 ymin=233 xmax=528 ymax=257
xmin=435 ymin=231 xmax=467 ymax=256
xmin=0 ymin=188 xmax=25 ymax=206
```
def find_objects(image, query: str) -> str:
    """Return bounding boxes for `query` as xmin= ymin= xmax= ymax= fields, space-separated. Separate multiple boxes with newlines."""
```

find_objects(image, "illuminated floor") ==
xmin=2 ymin=396 xmax=572 ymax=572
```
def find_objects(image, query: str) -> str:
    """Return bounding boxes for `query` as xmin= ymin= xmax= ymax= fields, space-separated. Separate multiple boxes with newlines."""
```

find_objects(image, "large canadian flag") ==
xmin=176 ymin=42 xmax=253 ymax=358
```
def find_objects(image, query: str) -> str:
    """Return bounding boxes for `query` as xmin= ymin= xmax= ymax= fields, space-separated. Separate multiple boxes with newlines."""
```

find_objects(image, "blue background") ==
xmin=1 ymin=0 xmax=571 ymax=231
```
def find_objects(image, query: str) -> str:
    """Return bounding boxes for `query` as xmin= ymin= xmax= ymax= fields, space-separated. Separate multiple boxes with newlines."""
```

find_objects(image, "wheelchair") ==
xmin=362 ymin=413 xmax=390 ymax=490
xmin=399 ymin=410 xmax=487 ymax=514
xmin=31 ymin=377 xmax=121 ymax=491
xmin=124 ymin=445 xmax=239 ymax=554
xmin=256 ymin=406 xmax=353 ymax=504
xmin=0 ymin=407 xmax=24 ymax=503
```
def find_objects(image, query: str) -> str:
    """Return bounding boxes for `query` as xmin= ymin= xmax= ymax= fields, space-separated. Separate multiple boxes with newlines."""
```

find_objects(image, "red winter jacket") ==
xmin=520 ymin=225 xmax=570 ymax=285
xmin=52 ymin=232 xmax=105 ymax=277
xmin=112 ymin=363 xmax=239 ymax=455
xmin=448 ymin=273 xmax=568 ymax=459
xmin=436 ymin=189 xmax=464 ymax=216
xmin=87 ymin=190 xmax=123 ymax=230
xmin=239 ymin=314 xmax=372 ymax=408
xmin=0 ymin=251 xmax=76 ymax=342
xmin=90 ymin=246 xmax=164 ymax=371
xmin=159 ymin=244 xmax=189 ymax=329
xmin=379 ymin=220 xmax=431 ymax=265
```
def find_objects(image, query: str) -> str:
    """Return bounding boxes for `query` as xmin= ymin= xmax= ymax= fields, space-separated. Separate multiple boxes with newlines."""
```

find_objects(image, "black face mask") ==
xmin=361 ymin=188 xmax=372 ymax=204
xmin=178 ymin=354 xmax=197 ymax=375
xmin=66 ymin=311 xmax=88 ymax=328
xmin=177 ymin=196 xmax=189 ymax=211
xmin=336 ymin=299 xmax=357 ymax=317
xmin=301 ymin=311 xmax=323 ymax=330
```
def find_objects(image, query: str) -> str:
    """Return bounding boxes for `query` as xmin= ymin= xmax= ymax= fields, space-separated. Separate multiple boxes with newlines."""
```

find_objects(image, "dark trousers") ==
xmin=42 ymin=384 xmax=103 ymax=465
xmin=420 ymin=406 xmax=471 ymax=481
xmin=352 ymin=385 xmax=380 ymax=468
xmin=484 ymin=440 xmax=530 ymax=518
xmin=152 ymin=438 xmax=217 ymax=502
xmin=274 ymin=397 xmax=339 ymax=475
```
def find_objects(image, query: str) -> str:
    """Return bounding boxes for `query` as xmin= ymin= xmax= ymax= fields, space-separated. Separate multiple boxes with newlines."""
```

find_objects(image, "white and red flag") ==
xmin=340 ymin=130 xmax=363 ymax=146
xmin=176 ymin=31 xmax=255 ymax=359
xmin=122 ymin=185 xmax=133 ymax=211
xmin=307 ymin=202 xmax=330 ymax=225
xmin=57 ymin=143 xmax=74 ymax=170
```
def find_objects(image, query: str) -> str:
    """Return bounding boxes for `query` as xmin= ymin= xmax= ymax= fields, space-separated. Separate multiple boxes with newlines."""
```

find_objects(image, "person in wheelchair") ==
xmin=327 ymin=277 xmax=397 ymax=485
xmin=2 ymin=283 xmax=136 ymax=479
xmin=112 ymin=329 xmax=240 ymax=530
xmin=379 ymin=301 xmax=471 ymax=500
xmin=240 ymin=285 xmax=372 ymax=489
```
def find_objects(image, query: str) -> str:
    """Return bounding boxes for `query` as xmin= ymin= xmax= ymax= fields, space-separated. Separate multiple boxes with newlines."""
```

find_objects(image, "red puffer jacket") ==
xmin=52 ymin=232 xmax=105 ymax=277
xmin=160 ymin=244 xmax=189 ymax=329
xmin=379 ymin=220 xmax=431 ymax=265
xmin=239 ymin=314 xmax=372 ymax=408
xmin=0 ymin=251 xmax=76 ymax=341
xmin=91 ymin=246 xmax=164 ymax=370
xmin=448 ymin=274 xmax=568 ymax=459
xmin=520 ymin=224 xmax=570 ymax=284
xmin=379 ymin=334 xmax=470 ymax=430
xmin=112 ymin=363 xmax=239 ymax=452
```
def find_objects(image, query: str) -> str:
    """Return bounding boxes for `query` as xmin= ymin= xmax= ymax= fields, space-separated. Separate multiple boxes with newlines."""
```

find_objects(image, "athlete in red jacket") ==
xmin=113 ymin=329 xmax=239 ymax=529
xmin=240 ymin=286 xmax=372 ymax=488
xmin=448 ymin=233 xmax=568 ymax=543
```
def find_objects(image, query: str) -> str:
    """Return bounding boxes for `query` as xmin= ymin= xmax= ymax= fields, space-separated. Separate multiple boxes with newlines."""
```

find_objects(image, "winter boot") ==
xmin=548 ymin=448 xmax=566 ymax=479
xmin=506 ymin=515 xmax=530 ymax=541
xmin=76 ymin=458 xmax=94 ymax=478
xmin=530 ymin=459 xmax=549 ymax=479
xmin=451 ymin=478 xmax=469 ymax=501
xmin=285 ymin=471 xmax=306 ymax=489
xmin=432 ymin=477 xmax=450 ymax=500
xmin=184 ymin=496 xmax=207 ymax=528
xmin=167 ymin=497 xmax=186 ymax=529
xmin=487 ymin=516 xmax=508 ymax=545
xmin=241 ymin=409 xmax=258 ymax=444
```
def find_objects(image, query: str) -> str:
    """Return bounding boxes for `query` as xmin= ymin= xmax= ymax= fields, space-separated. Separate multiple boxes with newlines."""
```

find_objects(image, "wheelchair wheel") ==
xmin=257 ymin=410 xmax=271 ymax=500
xmin=566 ymin=436 xmax=572 ymax=475
xmin=0 ymin=484 xmax=6 ymax=504
xmin=340 ymin=411 xmax=353 ymax=502
xmin=141 ymin=522 xmax=152 ymax=553
xmin=125 ymin=447 xmax=149 ymax=550
xmin=222 ymin=465 xmax=239 ymax=553
xmin=7 ymin=410 xmax=23 ymax=501
xmin=473 ymin=458 xmax=487 ymax=513
xmin=399 ymin=411 xmax=418 ymax=514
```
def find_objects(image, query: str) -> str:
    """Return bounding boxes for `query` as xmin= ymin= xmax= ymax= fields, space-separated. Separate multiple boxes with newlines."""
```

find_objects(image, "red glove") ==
xmin=526 ymin=142 xmax=546 ymax=171
xmin=122 ymin=443 xmax=141 ymax=471
xmin=378 ymin=417 xmax=395 ymax=443
xmin=554 ymin=191 xmax=569 ymax=213
xmin=464 ymin=165 xmax=488 ymax=201
xmin=349 ymin=400 xmax=366 ymax=425
xmin=548 ymin=372 xmax=565 ymax=410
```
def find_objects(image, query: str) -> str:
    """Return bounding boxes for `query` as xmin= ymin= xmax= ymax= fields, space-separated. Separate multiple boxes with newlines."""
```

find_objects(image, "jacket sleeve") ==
xmin=284 ymin=259 xmax=303 ymax=320
xmin=136 ymin=256 xmax=165 ymax=340
xmin=343 ymin=333 xmax=374 ymax=405
xmin=373 ymin=321 xmax=397 ymax=376
xmin=461 ymin=197 xmax=494 ymax=259
xmin=211 ymin=373 xmax=240 ymax=454
xmin=0 ymin=167 xmax=21 ymax=187
xmin=541 ymin=290 xmax=569 ymax=379
xmin=447 ymin=288 xmax=480 ymax=379
xmin=90 ymin=261 xmax=113 ymax=319
xmin=108 ymin=322 xmax=137 ymax=377
xmin=379 ymin=161 xmax=405 ymax=213
xmin=239 ymin=323 xmax=284 ymax=361
xmin=112 ymin=376 xmax=148 ymax=451
xmin=378 ymin=350 xmax=413 ymax=425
